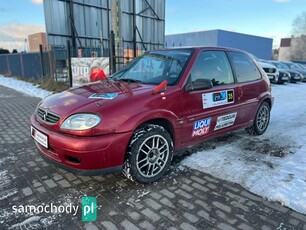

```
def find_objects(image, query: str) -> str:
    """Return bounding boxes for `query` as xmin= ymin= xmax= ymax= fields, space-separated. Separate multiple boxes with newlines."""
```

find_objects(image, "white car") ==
xmin=258 ymin=61 xmax=279 ymax=84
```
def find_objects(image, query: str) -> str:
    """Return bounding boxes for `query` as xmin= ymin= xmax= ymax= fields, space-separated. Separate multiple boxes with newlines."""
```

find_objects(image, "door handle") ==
xmin=238 ymin=87 xmax=243 ymax=98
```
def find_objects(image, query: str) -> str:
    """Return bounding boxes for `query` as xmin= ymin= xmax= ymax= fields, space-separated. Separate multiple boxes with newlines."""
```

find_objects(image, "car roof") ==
xmin=156 ymin=46 xmax=249 ymax=54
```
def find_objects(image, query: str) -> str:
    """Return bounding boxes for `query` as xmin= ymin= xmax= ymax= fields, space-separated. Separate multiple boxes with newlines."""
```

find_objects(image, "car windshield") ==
xmin=272 ymin=62 xmax=289 ymax=69
xmin=299 ymin=64 xmax=306 ymax=70
xmin=111 ymin=49 xmax=193 ymax=86
xmin=288 ymin=63 xmax=302 ymax=70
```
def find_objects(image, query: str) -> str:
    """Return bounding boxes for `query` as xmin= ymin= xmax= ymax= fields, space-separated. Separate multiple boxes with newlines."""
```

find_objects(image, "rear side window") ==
xmin=228 ymin=52 xmax=261 ymax=83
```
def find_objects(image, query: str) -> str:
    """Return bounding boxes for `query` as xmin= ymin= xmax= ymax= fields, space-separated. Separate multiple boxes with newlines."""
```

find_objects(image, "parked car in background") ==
xmin=294 ymin=63 xmax=306 ymax=82
xmin=275 ymin=69 xmax=290 ymax=84
xmin=258 ymin=61 xmax=279 ymax=84
xmin=252 ymin=55 xmax=279 ymax=84
xmin=299 ymin=63 xmax=306 ymax=69
xmin=269 ymin=61 xmax=302 ymax=83
xmin=282 ymin=61 xmax=306 ymax=82
xmin=30 ymin=47 xmax=273 ymax=184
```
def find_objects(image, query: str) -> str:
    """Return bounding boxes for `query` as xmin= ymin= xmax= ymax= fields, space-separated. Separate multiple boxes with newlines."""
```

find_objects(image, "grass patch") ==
xmin=39 ymin=78 xmax=69 ymax=93
xmin=19 ymin=77 xmax=69 ymax=93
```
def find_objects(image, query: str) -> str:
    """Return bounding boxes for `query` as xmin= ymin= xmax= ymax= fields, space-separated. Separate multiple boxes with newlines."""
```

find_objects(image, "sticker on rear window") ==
xmin=89 ymin=93 xmax=118 ymax=99
xmin=202 ymin=90 xmax=234 ymax=109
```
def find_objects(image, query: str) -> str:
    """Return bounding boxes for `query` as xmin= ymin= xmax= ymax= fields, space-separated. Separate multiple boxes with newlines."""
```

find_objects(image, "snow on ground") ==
xmin=182 ymin=83 xmax=306 ymax=215
xmin=0 ymin=75 xmax=305 ymax=214
xmin=0 ymin=76 xmax=52 ymax=99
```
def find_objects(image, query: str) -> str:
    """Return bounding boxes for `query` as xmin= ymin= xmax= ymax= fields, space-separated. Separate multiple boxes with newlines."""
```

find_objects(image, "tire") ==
xmin=123 ymin=124 xmax=173 ymax=184
xmin=246 ymin=101 xmax=270 ymax=136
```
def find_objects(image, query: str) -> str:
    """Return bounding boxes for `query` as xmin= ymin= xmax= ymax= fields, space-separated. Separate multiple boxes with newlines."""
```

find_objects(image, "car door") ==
xmin=226 ymin=51 xmax=263 ymax=125
xmin=180 ymin=50 xmax=241 ymax=144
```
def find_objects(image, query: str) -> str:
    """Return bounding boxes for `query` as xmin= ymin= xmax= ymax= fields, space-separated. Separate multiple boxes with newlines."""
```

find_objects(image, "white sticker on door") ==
xmin=202 ymin=90 xmax=234 ymax=109
xmin=214 ymin=112 xmax=237 ymax=131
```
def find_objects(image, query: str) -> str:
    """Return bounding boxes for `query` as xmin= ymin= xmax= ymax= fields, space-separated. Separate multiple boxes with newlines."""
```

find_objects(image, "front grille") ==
xmin=37 ymin=108 xmax=60 ymax=124
xmin=263 ymin=68 xmax=276 ymax=74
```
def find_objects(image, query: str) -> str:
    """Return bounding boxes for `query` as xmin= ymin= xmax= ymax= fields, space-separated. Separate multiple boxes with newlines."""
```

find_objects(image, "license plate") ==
xmin=31 ymin=126 xmax=48 ymax=149
xmin=267 ymin=75 xmax=274 ymax=80
xmin=282 ymin=77 xmax=288 ymax=80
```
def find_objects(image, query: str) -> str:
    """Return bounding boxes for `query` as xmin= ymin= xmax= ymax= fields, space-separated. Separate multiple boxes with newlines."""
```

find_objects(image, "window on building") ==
xmin=191 ymin=51 xmax=234 ymax=86
xmin=228 ymin=52 xmax=261 ymax=83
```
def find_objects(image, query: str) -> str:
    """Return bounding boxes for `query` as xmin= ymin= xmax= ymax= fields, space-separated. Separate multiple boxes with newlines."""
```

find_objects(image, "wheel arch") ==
xmin=262 ymin=97 xmax=272 ymax=110
xmin=123 ymin=118 xmax=175 ymax=161
xmin=140 ymin=118 xmax=175 ymax=141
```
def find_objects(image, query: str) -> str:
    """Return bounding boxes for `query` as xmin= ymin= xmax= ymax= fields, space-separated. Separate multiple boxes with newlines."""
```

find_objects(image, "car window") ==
xmin=228 ymin=52 xmax=261 ymax=83
xmin=190 ymin=51 xmax=234 ymax=86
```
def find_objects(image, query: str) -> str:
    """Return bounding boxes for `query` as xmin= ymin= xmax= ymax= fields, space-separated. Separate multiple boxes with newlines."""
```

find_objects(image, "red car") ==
xmin=30 ymin=47 xmax=273 ymax=183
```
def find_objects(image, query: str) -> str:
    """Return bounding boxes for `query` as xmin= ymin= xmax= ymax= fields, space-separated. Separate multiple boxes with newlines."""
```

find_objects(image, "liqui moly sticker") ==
xmin=192 ymin=118 xmax=211 ymax=137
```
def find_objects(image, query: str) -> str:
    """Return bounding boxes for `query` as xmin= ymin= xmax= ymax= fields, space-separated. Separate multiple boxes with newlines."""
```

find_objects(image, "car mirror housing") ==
xmin=186 ymin=79 xmax=213 ymax=92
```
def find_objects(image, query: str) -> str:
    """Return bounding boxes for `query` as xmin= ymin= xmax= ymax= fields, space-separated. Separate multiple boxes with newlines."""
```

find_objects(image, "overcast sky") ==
xmin=0 ymin=0 xmax=304 ymax=52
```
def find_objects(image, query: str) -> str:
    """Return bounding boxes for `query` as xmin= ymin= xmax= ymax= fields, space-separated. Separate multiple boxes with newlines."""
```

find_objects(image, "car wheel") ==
xmin=246 ymin=101 xmax=270 ymax=136
xmin=123 ymin=124 xmax=173 ymax=184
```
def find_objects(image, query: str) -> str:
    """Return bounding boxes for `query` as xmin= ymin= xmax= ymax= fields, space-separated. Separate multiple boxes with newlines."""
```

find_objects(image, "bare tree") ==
xmin=291 ymin=12 xmax=306 ymax=60
xmin=292 ymin=12 xmax=306 ymax=36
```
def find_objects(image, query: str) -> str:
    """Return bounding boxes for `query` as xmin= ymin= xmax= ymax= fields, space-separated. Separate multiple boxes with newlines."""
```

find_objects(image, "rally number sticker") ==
xmin=202 ymin=90 xmax=234 ymax=109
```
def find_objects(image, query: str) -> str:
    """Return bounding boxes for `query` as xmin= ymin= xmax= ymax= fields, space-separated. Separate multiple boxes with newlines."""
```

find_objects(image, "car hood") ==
xmin=282 ymin=69 xmax=303 ymax=75
xmin=278 ymin=69 xmax=290 ymax=74
xmin=294 ymin=69 xmax=306 ymax=75
xmin=259 ymin=62 xmax=277 ymax=69
xmin=39 ymin=80 xmax=153 ymax=117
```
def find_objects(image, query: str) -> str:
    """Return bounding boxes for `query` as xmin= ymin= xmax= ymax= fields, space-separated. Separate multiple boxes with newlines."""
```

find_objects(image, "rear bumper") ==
xmin=30 ymin=115 xmax=132 ymax=175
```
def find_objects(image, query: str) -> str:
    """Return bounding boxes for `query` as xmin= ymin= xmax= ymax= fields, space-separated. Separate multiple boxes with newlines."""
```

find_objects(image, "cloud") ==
xmin=0 ymin=23 xmax=45 ymax=52
xmin=31 ymin=0 xmax=43 ymax=5
xmin=273 ymin=0 xmax=290 ymax=2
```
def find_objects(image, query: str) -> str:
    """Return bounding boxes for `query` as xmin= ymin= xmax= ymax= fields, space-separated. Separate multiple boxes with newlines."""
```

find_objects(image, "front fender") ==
xmin=116 ymin=109 xmax=179 ymax=134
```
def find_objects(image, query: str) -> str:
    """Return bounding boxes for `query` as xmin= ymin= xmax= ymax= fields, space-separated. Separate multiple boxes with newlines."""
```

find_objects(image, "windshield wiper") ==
xmin=119 ymin=78 xmax=142 ymax=83
xmin=107 ymin=76 xmax=119 ymax=82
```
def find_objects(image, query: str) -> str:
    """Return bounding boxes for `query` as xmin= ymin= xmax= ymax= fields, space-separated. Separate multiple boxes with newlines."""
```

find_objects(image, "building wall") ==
xmin=165 ymin=30 xmax=273 ymax=60
xmin=278 ymin=47 xmax=291 ymax=61
xmin=28 ymin=32 xmax=48 ymax=52
xmin=217 ymin=30 xmax=273 ymax=60
xmin=166 ymin=30 xmax=219 ymax=47
xmin=43 ymin=0 xmax=165 ymax=57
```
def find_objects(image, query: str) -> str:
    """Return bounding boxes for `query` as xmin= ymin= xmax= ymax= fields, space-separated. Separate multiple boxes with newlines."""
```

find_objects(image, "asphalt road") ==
xmin=0 ymin=85 xmax=305 ymax=230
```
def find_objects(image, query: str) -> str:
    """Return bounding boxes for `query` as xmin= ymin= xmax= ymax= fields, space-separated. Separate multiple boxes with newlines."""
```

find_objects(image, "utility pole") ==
xmin=69 ymin=0 xmax=76 ymax=57
xmin=133 ymin=0 xmax=137 ymax=58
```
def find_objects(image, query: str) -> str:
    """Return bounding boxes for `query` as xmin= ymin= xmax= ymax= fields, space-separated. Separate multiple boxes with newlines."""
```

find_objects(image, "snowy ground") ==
xmin=0 ymin=76 xmax=51 ymax=99
xmin=182 ymin=83 xmax=306 ymax=215
xmin=0 ymin=75 xmax=305 ymax=215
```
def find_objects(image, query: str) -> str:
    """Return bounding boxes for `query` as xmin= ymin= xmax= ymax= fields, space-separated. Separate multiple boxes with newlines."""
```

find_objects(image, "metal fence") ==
xmin=0 ymin=52 xmax=52 ymax=80
xmin=0 ymin=35 xmax=164 ymax=84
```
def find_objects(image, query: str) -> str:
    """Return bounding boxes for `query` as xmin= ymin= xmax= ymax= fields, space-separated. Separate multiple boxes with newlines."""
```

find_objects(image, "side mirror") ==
xmin=186 ymin=79 xmax=213 ymax=92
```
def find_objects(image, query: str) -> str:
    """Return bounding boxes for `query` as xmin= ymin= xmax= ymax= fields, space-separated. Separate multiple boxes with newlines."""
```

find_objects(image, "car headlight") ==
xmin=60 ymin=114 xmax=101 ymax=131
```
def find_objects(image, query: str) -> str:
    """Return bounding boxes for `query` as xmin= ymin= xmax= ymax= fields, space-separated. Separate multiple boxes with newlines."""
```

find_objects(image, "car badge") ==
xmin=43 ymin=110 xmax=48 ymax=121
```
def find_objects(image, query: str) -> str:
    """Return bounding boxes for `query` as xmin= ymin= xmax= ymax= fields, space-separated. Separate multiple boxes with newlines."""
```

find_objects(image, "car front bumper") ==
xmin=30 ymin=115 xmax=132 ymax=176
